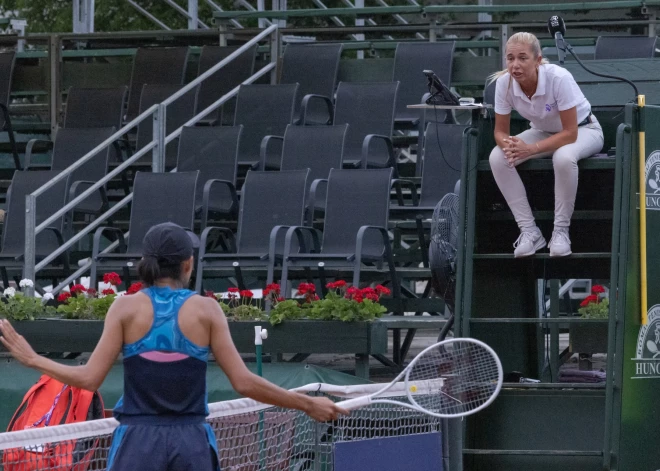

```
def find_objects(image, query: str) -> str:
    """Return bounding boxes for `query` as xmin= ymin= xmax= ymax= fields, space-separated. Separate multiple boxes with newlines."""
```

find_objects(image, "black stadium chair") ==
xmin=195 ymin=169 xmax=309 ymax=292
xmin=392 ymin=42 xmax=456 ymax=127
xmin=126 ymin=47 xmax=190 ymax=121
xmin=233 ymin=83 xmax=298 ymax=168
xmin=63 ymin=87 xmax=127 ymax=130
xmin=25 ymin=127 xmax=116 ymax=223
xmin=0 ymin=51 xmax=20 ymax=170
xmin=135 ymin=84 xmax=198 ymax=169
xmin=261 ymin=124 xmax=347 ymax=222
xmin=275 ymin=168 xmax=401 ymax=298
xmin=311 ymin=82 xmax=398 ymax=173
xmin=0 ymin=171 xmax=70 ymax=289
xmin=176 ymin=125 xmax=242 ymax=225
xmin=594 ymin=36 xmax=658 ymax=60
xmin=196 ymin=45 xmax=257 ymax=124
xmin=279 ymin=43 xmax=343 ymax=125
xmin=89 ymin=171 xmax=198 ymax=287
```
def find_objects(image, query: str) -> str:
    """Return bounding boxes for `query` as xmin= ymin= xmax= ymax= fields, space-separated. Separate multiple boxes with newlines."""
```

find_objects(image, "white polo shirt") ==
xmin=494 ymin=64 xmax=591 ymax=133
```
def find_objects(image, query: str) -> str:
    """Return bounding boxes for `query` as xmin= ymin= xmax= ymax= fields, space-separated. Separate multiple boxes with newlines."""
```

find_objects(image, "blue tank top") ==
xmin=114 ymin=286 xmax=209 ymax=422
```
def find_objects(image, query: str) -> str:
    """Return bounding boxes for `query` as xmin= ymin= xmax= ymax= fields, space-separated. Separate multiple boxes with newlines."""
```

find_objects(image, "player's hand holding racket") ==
xmin=337 ymin=338 xmax=503 ymax=418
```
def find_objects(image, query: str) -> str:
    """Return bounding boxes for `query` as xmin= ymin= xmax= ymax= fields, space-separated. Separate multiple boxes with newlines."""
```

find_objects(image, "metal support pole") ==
xmin=23 ymin=195 xmax=37 ymax=296
xmin=73 ymin=0 xmax=94 ymax=33
xmin=188 ymin=0 xmax=199 ymax=30
xmin=549 ymin=279 xmax=560 ymax=382
xmin=355 ymin=0 xmax=364 ymax=59
xmin=257 ymin=0 xmax=266 ymax=28
xmin=478 ymin=0 xmax=493 ymax=54
xmin=270 ymin=28 xmax=279 ymax=85
xmin=10 ymin=19 xmax=27 ymax=52
xmin=153 ymin=105 xmax=166 ymax=173
xmin=500 ymin=24 xmax=509 ymax=69
xmin=428 ymin=13 xmax=438 ymax=42
xmin=49 ymin=35 xmax=61 ymax=136
xmin=218 ymin=23 xmax=228 ymax=47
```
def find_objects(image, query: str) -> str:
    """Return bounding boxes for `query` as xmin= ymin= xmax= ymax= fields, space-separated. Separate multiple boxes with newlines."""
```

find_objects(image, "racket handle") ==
xmin=336 ymin=396 xmax=373 ymax=411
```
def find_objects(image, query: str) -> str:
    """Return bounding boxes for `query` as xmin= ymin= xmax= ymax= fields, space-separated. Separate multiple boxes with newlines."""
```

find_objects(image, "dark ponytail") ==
xmin=137 ymin=256 xmax=161 ymax=286
xmin=137 ymin=256 xmax=184 ymax=286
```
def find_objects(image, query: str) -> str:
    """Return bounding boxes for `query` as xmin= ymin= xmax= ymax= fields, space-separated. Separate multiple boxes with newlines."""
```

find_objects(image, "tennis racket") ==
xmin=337 ymin=338 xmax=503 ymax=419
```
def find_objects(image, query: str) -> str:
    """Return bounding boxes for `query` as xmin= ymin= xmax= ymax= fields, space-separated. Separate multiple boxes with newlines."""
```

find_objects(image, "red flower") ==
xmin=353 ymin=294 xmax=364 ymax=303
xmin=102 ymin=288 xmax=116 ymax=296
xmin=103 ymin=272 xmax=122 ymax=286
xmin=70 ymin=284 xmax=86 ymax=295
xmin=227 ymin=287 xmax=240 ymax=293
xmin=296 ymin=283 xmax=316 ymax=295
xmin=361 ymin=287 xmax=379 ymax=302
xmin=345 ymin=286 xmax=360 ymax=299
xmin=204 ymin=290 xmax=216 ymax=298
xmin=57 ymin=292 xmax=71 ymax=303
xmin=375 ymin=285 xmax=391 ymax=296
xmin=580 ymin=294 xmax=599 ymax=307
xmin=86 ymin=288 xmax=97 ymax=297
xmin=591 ymin=285 xmax=605 ymax=294
xmin=126 ymin=282 xmax=144 ymax=295
xmin=276 ymin=297 xmax=285 ymax=302
xmin=240 ymin=290 xmax=254 ymax=298
xmin=326 ymin=280 xmax=347 ymax=290
xmin=263 ymin=283 xmax=281 ymax=296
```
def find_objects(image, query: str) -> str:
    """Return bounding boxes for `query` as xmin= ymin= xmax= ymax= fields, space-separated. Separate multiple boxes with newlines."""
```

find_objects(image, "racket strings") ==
xmin=407 ymin=341 xmax=500 ymax=415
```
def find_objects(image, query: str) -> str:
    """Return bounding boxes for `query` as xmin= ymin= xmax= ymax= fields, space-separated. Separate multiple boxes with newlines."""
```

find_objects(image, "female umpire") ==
xmin=0 ymin=222 xmax=348 ymax=471
xmin=489 ymin=32 xmax=604 ymax=258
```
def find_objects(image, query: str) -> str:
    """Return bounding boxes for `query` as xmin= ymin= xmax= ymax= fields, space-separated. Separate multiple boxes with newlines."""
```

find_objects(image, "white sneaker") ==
xmin=513 ymin=228 xmax=546 ymax=258
xmin=549 ymin=227 xmax=572 ymax=257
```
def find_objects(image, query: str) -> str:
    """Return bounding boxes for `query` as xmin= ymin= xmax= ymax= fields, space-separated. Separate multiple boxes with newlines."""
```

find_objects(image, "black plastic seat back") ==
xmin=321 ymin=168 xmax=392 ymax=257
xmin=279 ymin=124 xmax=347 ymax=181
xmin=234 ymin=84 xmax=298 ymax=164
xmin=236 ymin=170 xmax=308 ymax=254
xmin=392 ymin=42 xmax=455 ymax=122
xmin=126 ymin=172 xmax=198 ymax=253
xmin=333 ymin=82 xmax=398 ymax=161
xmin=1 ymin=171 xmax=68 ymax=257
xmin=64 ymin=87 xmax=127 ymax=129
xmin=280 ymin=44 xmax=342 ymax=121
xmin=594 ymin=36 xmax=658 ymax=59
xmin=51 ymin=127 xmax=115 ymax=211
xmin=196 ymin=45 xmax=257 ymax=123
xmin=136 ymin=84 xmax=198 ymax=168
xmin=420 ymin=123 xmax=467 ymax=207
xmin=483 ymin=78 xmax=497 ymax=106
xmin=0 ymin=51 xmax=15 ymax=129
xmin=177 ymin=125 xmax=241 ymax=208
xmin=127 ymin=47 xmax=189 ymax=121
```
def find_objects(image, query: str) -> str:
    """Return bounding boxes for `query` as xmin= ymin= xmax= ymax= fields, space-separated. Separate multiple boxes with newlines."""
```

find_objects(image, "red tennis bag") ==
xmin=3 ymin=375 xmax=104 ymax=471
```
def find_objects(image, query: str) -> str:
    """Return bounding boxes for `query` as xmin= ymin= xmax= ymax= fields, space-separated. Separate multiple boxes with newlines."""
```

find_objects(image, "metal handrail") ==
xmin=22 ymin=24 xmax=280 ymax=294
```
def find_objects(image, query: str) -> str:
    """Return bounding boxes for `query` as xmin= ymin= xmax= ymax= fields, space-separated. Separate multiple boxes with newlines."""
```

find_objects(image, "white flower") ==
xmin=19 ymin=279 xmax=34 ymax=288
xmin=42 ymin=292 xmax=54 ymax=302
xmin=3 ymin=287 xmax=16 ymax=297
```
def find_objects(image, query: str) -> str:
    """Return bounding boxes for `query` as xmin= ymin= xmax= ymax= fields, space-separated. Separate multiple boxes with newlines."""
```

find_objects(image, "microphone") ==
xmin=547 ymin=15 xmax=567 ymax=65
xmin=546 ymin=15 xmax=639 ymax=100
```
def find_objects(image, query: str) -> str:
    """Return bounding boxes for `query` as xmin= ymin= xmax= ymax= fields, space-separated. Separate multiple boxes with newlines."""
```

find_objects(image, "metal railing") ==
xmin=22 ymin=23 xmax=280 ymax=295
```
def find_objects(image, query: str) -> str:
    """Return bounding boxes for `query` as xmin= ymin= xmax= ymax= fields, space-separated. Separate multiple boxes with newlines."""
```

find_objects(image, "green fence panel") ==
xmin=617 ymin=104 xmax=660 ymax=470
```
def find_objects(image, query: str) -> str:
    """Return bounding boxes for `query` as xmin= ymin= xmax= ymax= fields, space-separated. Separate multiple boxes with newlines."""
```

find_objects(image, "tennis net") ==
xmin=0 ymin=382 xmax=442 ymax=471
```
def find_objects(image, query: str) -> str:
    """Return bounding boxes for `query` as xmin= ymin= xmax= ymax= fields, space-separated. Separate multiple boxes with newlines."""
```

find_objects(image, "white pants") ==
xmin=489 ymin=120 xmax=604 ymax=230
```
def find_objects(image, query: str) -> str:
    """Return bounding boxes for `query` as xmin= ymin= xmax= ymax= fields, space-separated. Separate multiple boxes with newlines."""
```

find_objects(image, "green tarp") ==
xmin=0 ymin=360 xmax=369 ymax=431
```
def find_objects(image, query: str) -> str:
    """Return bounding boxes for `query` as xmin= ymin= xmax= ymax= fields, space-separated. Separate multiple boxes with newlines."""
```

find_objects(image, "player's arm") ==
xmin=206 ymin=298 xmax=347 ymax=421
xmin=0 ymin=297 xmax=125 ymax=391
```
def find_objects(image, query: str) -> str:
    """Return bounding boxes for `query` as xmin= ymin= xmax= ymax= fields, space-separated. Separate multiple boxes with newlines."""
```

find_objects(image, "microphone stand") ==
xmin=561 ymin=41 xmax=639 ymax=100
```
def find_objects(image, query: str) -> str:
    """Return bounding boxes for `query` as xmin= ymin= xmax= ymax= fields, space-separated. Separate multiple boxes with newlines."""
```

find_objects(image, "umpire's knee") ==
xmin=489 ymin=146 xmax=509 ymax=174
xmin=552 ymin=147 xmax=578 ymax=175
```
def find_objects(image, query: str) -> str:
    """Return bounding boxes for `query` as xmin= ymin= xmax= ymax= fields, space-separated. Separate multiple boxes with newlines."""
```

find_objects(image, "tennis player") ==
xmin=489 ymin=32 xmax=604 ymax=258
xmin=0 ymin=222 xmax=348 ymax=471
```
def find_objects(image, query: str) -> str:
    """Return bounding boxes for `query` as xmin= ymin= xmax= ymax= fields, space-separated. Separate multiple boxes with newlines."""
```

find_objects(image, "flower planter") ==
xmin=569 ymin=322 xmax=609 ymax=355
xmin=228 ymin=320 xmax=388 ymax=355
xmin=5 ymin=318 xmax=388 ymax=356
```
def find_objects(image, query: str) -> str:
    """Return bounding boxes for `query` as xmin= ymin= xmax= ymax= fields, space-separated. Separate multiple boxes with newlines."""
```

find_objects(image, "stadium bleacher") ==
xmin=0 ymin=2 xmax=659 ymax=468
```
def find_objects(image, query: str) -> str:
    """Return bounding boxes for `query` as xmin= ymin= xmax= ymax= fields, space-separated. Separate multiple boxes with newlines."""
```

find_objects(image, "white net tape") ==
xmin=0 ymin=382 xmax=442 ymax=471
